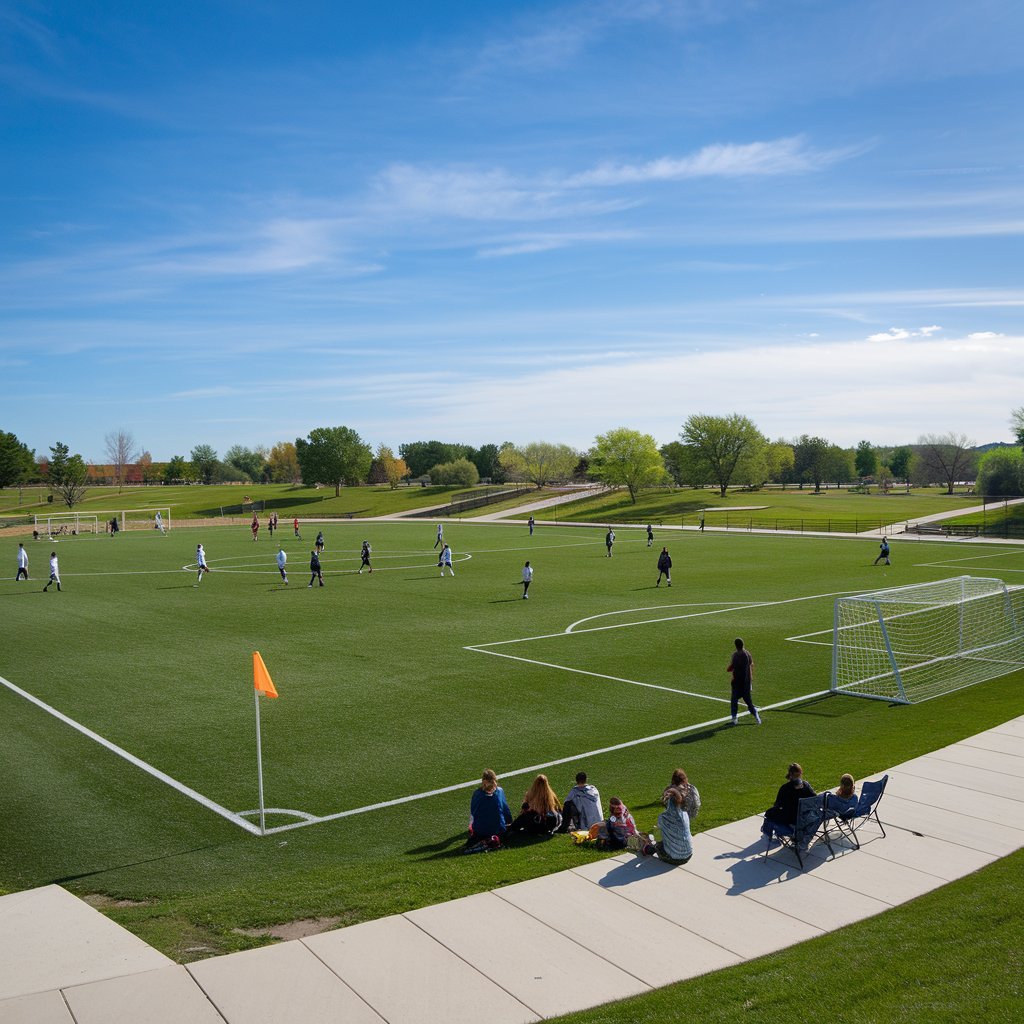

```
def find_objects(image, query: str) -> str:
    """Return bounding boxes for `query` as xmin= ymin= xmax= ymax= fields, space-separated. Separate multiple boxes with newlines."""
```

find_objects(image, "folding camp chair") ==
xmin=763 ymin=792 xmax=832 ymax=868
xmin=823 ymin=774 xmax=888 ymax=851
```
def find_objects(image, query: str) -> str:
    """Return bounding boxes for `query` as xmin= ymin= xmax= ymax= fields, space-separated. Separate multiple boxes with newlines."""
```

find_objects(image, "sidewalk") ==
xmin=2 ymin=715 xmax=1022 ymax=1023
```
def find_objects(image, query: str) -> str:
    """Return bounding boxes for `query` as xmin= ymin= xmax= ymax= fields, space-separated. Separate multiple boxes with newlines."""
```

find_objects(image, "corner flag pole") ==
xmin=252 ymin=652 xmax=279 ymax=836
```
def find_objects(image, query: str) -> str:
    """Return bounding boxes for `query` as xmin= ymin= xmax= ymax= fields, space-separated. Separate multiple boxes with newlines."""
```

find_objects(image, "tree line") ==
xmin=3 ymin=410 xmax=1023 ymax=508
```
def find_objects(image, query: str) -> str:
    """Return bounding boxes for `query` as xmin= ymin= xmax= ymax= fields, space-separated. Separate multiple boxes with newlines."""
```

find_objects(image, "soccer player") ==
xmin=528 ymin=516 xmax=535 ymax=536
xmin=605 ymin=527 xmax=615 ymax=557
xmin=195 ymin=544 xmax=210 ymax=584
xmin=874 ymin=538 xmax=891 ymax=565
xmin=358 ymin=540 xmax=372 ymax=574
xmin=308 ymin=549 xmax=324 ymax=587
xmin=521 ymin=560 xmax=533 ymax=598
xmin=267 ymin=513 xmax=275 ymax=538
xmin=439 ymin=542 xmax=454 ymax=577
xmin=251 ymin=514 xmax=260 ymax=542
xmin=16 ymin=542 xmax=29 ymax=581
xmin=42 ymin=551 xmax=61 ymax=592
xmin=276 ymin=546 xmax=288 ymax=584
xmin=155 ymin=511 xmax=166 ymax=534
xmin=646 ymin=524 xmax=654 ymax=547
xmin=434 ymin=523 xmax=443 ymax=549
xmin=293 ymin=517 xmax=301 ymax=539
xmin=656 ymin=547 xmax=672 ymax=587
xmin=727 ymin=638 xmax=761 ymax=726
xmin=315 ymin=530 xmax=325 ymax=554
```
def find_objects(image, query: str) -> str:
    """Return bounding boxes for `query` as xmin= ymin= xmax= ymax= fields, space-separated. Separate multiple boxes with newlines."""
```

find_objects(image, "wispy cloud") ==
xmin=866 ymin=325 xmax=942 ymax=341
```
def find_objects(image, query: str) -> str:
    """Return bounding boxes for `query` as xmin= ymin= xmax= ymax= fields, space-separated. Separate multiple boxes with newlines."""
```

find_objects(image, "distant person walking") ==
xmin=727 ymin=637 xmax=761 ymax=726
xmin=439 ymin=542 xmax=455 ymax=577
xmin=521 ymin=560 xmax=533 ymax=598
xmin=293 ymin=517 xmax=301 ymax=539
xmin=42 ymin=551 xmax=61 ymax=592
xmin=315 ymin=530 xmax=325 ymax=554
xmin=699 ymin=511 xmax=705 ymax=532
xmin=874 ymin=538 xmax=891 ymax=565
xmin=656 ymin=547 xmax=672 ymax=587
xmin=528 ymin=516 xmax=535 ymax=536
xmin=195 ymin=544 xmax=210 ymax=584
xmin=268 ymin=513 xmax=275 ymax=538
xmin=15 ymin=543 xmax=29 ymax=581
xmin=250 ymin=514 xmax=259 ymax=542
xmin=276 ymin=546 xmax=288 ymax=584
xmin=359 ymin=540 xmax=372 ymax=574
xmin=434 ymin=523 xmax=444 ymax=549
xmin=308 ymin=549 xmax=324 ymax=587
xmin=646 ymin=524 xmax=654 ymax=547
xmin=605 ymin=527 xmax=615 ymax=557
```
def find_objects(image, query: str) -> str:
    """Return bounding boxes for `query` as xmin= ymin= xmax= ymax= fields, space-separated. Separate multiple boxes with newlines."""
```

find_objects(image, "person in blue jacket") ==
xmin=467 ymin=769 xmax=513 ymax=849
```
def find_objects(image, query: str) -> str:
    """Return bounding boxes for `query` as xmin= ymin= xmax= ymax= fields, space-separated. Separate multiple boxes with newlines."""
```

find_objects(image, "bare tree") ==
xmin=104 ymin=429 xmax=140 ymax=493
xmin=917 ymin=433 xmax=976 ymax=494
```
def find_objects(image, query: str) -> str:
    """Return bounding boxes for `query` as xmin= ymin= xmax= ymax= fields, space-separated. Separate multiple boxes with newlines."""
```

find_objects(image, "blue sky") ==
xmin=3 ymin=0 xmax=1023 ymax=461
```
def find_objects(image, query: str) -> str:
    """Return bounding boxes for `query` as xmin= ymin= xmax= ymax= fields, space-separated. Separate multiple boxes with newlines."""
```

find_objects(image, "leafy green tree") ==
xmin=0 ymin=430 xmax=35 ymax=489
xmin=498 ymin=442 xmax=579 ymax=489
xmin=589 ymin=427 xmax=667 ymax=503
xmin=976 ymin=447 xmax=1024 ymax=499
xmin=429 ymin=458 xmax=480 ymax=487
xmin=189 ymin=444 xmax=219 ymax=485
xmin=48 ymin=441 xmax=88 ymax=507
xmin=681 ymin=413 xmax=765 ymax=497
xmin=225 ymin=445 xmax=269 ymax=482
xmin=471 ymin=443 xmax=506 ymax=483
xmin=917 ymin=433 xmax=976 ymax=494
xmin=267 ymin=441 xmax=301 ymax=483
xmin=829 ymin=445 xmax=855 ymax=486
xmin=399 ymin=441 xmax=471 ymax=478
xmin=793 ymin=435 xmax=832 ymax=492
xmin=296 ymin=426 xmax=373 ymax=496
xmin=889 ymin=446 xmax=914 ymax=489
xmin=855 ymin=440 xmax=878 ymax=480
xmin=369 ymin=445 xmax=409 ymax=489
xmin=164 ymin=455 xmax=194 ymax=483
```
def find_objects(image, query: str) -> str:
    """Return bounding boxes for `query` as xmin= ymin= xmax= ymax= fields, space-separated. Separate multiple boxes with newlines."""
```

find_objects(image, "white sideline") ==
xmin=0 ymin=673 xmax=261 ymax=836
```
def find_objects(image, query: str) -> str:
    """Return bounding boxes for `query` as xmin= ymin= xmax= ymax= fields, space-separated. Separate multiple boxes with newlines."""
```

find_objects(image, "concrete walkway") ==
xmin=2 ymin=716 xmax=1022 ymax=1023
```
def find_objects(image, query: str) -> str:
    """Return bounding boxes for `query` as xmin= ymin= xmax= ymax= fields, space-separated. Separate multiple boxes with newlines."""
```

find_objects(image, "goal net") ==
xmin=119 ymin=508 xmax=172 ymax=532
xmin=831 ymin=576 xmax=1024 ymax=704
xmin=34 ymin=512 xmax=99 ymax=536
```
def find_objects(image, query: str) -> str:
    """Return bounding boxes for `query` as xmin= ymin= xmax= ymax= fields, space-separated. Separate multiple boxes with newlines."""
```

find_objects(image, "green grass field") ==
xmin=3 ymin=520 xmax=1023 ymax=967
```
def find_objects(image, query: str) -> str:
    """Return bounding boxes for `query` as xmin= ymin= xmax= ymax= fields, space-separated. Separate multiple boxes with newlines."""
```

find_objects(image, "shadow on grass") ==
xmin=50 ymin=839 xmax=244 ymax=887
xmin=406 ymin=829 xmax=566 ymax=861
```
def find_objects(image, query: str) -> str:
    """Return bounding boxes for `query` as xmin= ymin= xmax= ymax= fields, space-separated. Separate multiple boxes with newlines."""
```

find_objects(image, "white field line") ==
xmin=466 ymin=646 xmax=732 ymax=703
xmin=0 ymin=673 xmax=261 ymax=836
xmin=256 ymin=686 xmax=835 ymax=836
xmin=182 ymin=553 xmax=473 ymax=575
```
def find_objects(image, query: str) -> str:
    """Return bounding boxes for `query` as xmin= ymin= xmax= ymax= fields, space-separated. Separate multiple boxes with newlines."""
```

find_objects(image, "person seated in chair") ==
xmin=827 ymin=773 xmax=858 ymax=819
xmin=761 ymin=762 xmax=815 ymax=841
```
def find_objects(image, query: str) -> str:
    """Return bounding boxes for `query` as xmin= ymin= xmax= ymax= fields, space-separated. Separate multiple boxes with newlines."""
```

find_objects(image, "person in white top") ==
xmin=434 ymin=523 xmax=444 ymax=549
xmin=43 ymin=551 xmax=61 ymax=592
xmin=155 ymin=511 xmax=165 ymax=534
xmin=16 ymin=542 xmax=29 ymax=581
xmin=439 ymin=543 xmax=454 ymax=577
xmin=276 ymin=546 xmax=288 ymax=584
xmin=521 ymin=560 xmax=533 ymax=599
xmin=195 ymin=544 xmax=210 ymax=584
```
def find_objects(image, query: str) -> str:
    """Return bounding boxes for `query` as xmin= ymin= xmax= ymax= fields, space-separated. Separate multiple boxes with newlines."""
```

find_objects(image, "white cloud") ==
xmin=967 ymin=331 xmax=1005 ymax=339
xmin=867 ymin=326 xmax=943 ymax=342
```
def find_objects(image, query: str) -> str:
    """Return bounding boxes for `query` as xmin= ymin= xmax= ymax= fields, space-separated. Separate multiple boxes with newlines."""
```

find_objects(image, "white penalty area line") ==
xmin=255 ymin=686 xmax=835 ymax=835
xmin=0 ymin=673 xmax=262 ymax=836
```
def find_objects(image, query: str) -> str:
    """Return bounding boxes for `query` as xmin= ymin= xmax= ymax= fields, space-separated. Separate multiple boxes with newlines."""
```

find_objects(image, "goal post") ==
xmin=831 ymin=576 xmax=1024 ymax=704
xmin=120 ymin=507 xmax=172 ymax=532
xmin=34 ymin=512 xmax=99 ymax=536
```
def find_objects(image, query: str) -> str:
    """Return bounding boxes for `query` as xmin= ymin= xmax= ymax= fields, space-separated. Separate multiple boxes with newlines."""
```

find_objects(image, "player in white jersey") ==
xmin=276 ymin=546 xmax=288 ymax=584
xmin=43 ymin=551 xmax=61 ymax=592
xmin=196 ymin=544 xmax=210 ymax=584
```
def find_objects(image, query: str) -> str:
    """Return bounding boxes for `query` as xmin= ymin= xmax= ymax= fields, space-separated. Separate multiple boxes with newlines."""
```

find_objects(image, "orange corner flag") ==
xmin=253 ymin=652 xmax=279 ymax=698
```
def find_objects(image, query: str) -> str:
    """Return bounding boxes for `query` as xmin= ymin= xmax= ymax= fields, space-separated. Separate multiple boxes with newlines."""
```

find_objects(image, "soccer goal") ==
xmin=34 ymin=512 xmax=99 ymax=536
xmin=120 ymin=507 xmax=172 ymax=532
xmin=831 ymin=576 xmax=1024 ymax=704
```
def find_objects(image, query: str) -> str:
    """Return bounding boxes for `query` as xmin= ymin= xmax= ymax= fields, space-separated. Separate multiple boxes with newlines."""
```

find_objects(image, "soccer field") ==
xmin=4 ymin=521 xmax=1024 ymax=957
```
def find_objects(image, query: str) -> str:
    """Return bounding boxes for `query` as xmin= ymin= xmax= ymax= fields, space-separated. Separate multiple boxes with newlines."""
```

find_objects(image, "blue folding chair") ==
xmin=763 ymin=793 xmax=832 ymax=868
xmin=823 ymin=775 xmax=888 ymax=850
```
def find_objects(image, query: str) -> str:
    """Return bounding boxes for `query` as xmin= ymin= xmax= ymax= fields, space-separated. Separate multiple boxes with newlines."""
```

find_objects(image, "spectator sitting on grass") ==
xmin=559 ymin=771 xmax=603 ymax=833
xmin=508 ymin=774 xmax=563 ymax=837
xmin=466 ymin=769 xmax=513 ymax=850
xmin=651 ymin=785 xmax=693 ymax=864
xmin=588 ymin=797 xmax=644 ymax=851
xmin=666 ymin=768 xmax=701 ymax=820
